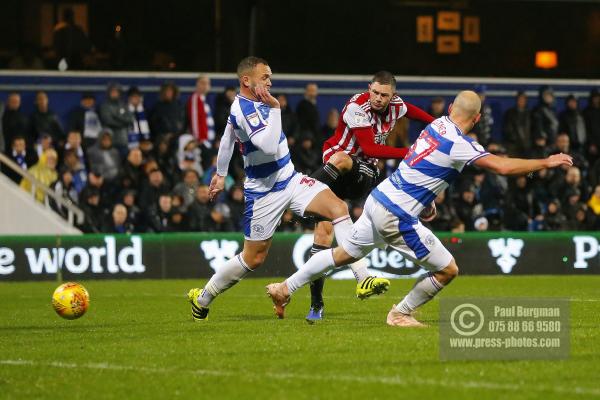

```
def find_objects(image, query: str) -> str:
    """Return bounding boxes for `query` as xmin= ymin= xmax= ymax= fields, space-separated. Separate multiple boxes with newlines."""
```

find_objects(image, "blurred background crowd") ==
xmin=1 ymin=76 xmax=600 ymax=234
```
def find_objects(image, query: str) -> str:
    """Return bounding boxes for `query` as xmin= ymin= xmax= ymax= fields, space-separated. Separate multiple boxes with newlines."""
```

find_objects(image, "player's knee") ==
xmin=330 ymin=197 xmax=349 ymax=218
xmin=329 ymin=152 xmax=353 ymax=173
xmin=443 ymin=260 xmax=459 ymax=279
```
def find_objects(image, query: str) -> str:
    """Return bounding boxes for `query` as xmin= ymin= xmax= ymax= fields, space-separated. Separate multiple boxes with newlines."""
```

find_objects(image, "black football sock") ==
xmin=309 ymin=244 xmax=330 ymax=309
xmin=311 ymin=163 xmax=341 ymax=187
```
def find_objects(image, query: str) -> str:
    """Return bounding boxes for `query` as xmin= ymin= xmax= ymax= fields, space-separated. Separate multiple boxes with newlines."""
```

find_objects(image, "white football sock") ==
xmin=396 ymin=272 xmax=444 ymax=314
xmin=331 ymin=215 xmax=369 ymax=282
xmin=286 ymin=249 xmax=335 ymax=294
xmin=349 ymin=258 xmax=369 ymax=282
xmin=198 ymin=254 xmax=251 ymax=307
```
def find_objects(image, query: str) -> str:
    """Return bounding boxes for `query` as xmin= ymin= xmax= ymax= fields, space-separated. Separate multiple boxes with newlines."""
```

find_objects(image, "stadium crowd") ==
xmin=1 ymin=79 xmax=600 ymax=233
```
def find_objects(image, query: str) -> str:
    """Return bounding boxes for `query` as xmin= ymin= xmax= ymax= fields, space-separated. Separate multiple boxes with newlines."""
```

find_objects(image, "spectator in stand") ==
xmin=587 ymin=184 xmax=600 ymax=215
xmin=118 ymin=148 xmax=144 ymax=191
xmin=321 ymin=108 xmax=339 ymax=146
xmin=63 ymin=130 xmax=86 ymax=170
xmin=80 ymin=170 xmax=111 ymax=211
xmin=544 ymin=199 xmax=568 ymax=231
xmin=505 ymin=176 xmax=535 ymax=231
xmin=177 ymin=133 xmax=203 ymax=177
xmin=86 ymin=129 xmax=121 ymax=182
xmin=2 ymin=92 xmax=30 ymax=149
xmin=455 ymin=184 xmax=484 ymax=231
xmin=227 ymin=185 xmax=245 ymax=231
xmin=52 ymin=7 xmax=92 ymax=70
xmin=296 ymin=83 xmax=320 ymax=138
xmin=187 ymin=185 xmax=232 ymax=231
xmin=153 ymin=136 xmax=178 ymax=184
xmin=78 ymin=187 xmax=104 ymax=233
xmin=584 ymin=89 xmax=600 ymax=164
xmin=214 ymin=86 xmax=237 ymax=137
xmin=532 ymin=85 xmax=559 ymax=145
xmin=503 ymin=91 xmax=532 ymax=157
xmin=169 ymin=206 xmax=189 ymax=232
xmin=290 ymin=133 xmax=320 ymax=175
xmin=527 ymin=131 xmax=550 ymax=160
xmin=569 ymin=204 xmax=597 ymax=230
xmin=428 ymin=96 xmax=446 ymax=119
xmin=126 ymin=86 xmax=151 ymax=149
xmin=69 ymin=92 xmax=102 ymax=149
xmin=29 ymin=91 xmax=64 ymax=146
xmin=147 ymin=193 xmax=173 ymax=232
xmin=20 ymin=148 xmax=58 ymax=202
xmin=3 ymin=136 xmax=37 ymax=184
xmin=277 ymin=94 xmax=300 ymax=145
xmin=102 ymin=204 xmax=134 ymax=233
xmin=61 ymin=149 xmax=87 ymax=193
xmin=50 ymin=169 xmax=79 ymax=218
xmin=551 ymin=132 xmax=588 ymax=170
xmin=559 ymin=94 xmax=587 ymax=152
xmin=563 ymin=187 xmax=584 ymax=221
xmin=187 ymin=76 xmax=215 ymax=147
xmin=99 ymin=82 xmax=133 ymax=155
xmin=472 ymin=85 xmax=493 ymax=145
xmin=35 ymin=133 xmax=54 ymax=159
xmin=554 ymin=166 xmax=588 ymax=208
xmin=121 ymin=189 xmax=143 ymax=232
xmin=150 ymin=82 xmax=185 ymax=139
xmin=172 ymin=169 xmax=200 ymax=207
xmin=138 ymin=168 xmax=169 ymax=210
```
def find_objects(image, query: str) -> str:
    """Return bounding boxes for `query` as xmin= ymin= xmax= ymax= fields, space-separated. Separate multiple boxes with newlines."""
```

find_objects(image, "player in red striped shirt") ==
xmin=306 ymin=71 xmax=435 ymax=322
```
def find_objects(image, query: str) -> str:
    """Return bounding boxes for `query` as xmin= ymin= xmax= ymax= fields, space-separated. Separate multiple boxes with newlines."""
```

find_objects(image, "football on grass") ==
xmin=52 ymin=282 xmax=90 ymax=320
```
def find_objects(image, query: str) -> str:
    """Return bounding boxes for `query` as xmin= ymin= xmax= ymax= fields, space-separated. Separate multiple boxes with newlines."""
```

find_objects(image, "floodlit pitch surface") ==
xmin=1 ymin=276 xmax=599 ymax=399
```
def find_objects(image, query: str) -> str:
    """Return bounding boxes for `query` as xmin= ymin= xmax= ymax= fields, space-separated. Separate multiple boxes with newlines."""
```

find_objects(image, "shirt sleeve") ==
xmin=216 ymin=122 xmax=236 ymax=176
xmin=452 ymin=136 xmax=490 ymax=165
xmin=237 ymin=103 xmax=268 ymax=138
xmin=342 ymin=102 xmax=371 ymax=129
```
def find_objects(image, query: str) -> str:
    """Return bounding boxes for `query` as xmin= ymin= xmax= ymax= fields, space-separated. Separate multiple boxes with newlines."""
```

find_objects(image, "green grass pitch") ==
xmin=1 ymin=276 xmax=599 ymax=400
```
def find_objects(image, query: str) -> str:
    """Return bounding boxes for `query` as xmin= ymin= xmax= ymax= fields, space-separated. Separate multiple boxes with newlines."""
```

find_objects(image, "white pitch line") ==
xmin=1 ymin=359 xmax=599 ymax=397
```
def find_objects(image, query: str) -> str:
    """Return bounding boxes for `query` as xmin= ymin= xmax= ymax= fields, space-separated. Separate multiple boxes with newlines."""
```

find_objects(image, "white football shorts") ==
xmin=341 ymin=195 xmax=453 ymax=271
xmin=243 ymin=172 xmax=327 ymax=241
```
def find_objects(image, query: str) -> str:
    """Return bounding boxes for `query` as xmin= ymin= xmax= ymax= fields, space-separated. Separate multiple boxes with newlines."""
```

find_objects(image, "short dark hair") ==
xmin=371 ymin=71 xmax=396 ymax=91
xmin=237 ymin=56 xmax=269 ymax=78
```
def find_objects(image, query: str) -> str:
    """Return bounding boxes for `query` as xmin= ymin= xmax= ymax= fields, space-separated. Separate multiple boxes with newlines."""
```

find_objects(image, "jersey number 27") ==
xmin=405 ymin=130 xmax=440 ymax=167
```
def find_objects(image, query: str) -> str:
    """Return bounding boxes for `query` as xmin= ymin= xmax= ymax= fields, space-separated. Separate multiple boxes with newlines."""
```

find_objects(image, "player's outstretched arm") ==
xmin=353 ymin=127 xmax=409 ymax=159
xmin=210 ymin=123 xmax=235 ymax=200
xmin=404 ymin=102 xmax=435 ymax=124
xmin=474 ymin=153 xmax=573 ymax=176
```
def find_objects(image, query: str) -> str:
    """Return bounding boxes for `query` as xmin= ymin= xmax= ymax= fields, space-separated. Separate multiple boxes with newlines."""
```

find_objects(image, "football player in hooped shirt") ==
xmin=267 ymin=91 xmax=573 ymax=327
xmin=187 ymin=57 xmax=385 ymax=321
xmin=305 ymin=71 xmax=436 ymax=322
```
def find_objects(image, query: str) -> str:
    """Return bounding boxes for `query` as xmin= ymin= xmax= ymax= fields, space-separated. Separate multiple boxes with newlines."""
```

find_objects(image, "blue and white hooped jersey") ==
xmin=228 ymin=94 xmax=294 ymax=192
xmin=372 ymin=116 xmax=490 ymax=219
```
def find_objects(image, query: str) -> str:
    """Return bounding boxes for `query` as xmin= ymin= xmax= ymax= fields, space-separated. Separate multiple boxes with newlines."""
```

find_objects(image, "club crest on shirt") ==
xmin=247 ymin=112 xmax=261 ymax=127
xmin=257 ymin=104 xmax=270 ymax=120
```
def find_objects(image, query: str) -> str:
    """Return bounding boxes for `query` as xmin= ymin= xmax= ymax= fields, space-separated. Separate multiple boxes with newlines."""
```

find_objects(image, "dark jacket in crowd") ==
xmin=29 ymin=109 xmax=64 ymax=144
xmin=296 ymin=99 xmax=320 ymax=137
xmin=99 ymin=89 xmax=133 ymax=149
xmin=532 ymin=86 xmax=559 ymax=144
xmin=2 ymin=109 xmax=30 ymax=149
xmin=503 ymin=106 xmax=532 ymax=156
xmin=3 ymin=149 xmax=38 ymax=184
xmin=150 ymin=100 xmax=186 ymax=137
xmin=559 ymin=106 xmax=587 ymax=152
